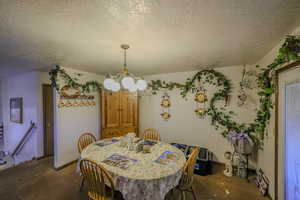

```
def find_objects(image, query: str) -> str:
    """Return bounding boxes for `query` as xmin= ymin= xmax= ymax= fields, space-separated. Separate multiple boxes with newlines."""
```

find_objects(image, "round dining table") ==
xmin=81 ymin=137 xmax=186 ymax=200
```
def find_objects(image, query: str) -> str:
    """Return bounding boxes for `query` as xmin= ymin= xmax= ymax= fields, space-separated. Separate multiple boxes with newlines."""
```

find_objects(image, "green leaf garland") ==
xmin=49 ymin=35 xmax=300 ymax=148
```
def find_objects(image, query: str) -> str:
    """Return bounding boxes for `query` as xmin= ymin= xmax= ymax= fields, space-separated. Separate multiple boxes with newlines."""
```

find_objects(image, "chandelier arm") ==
xmin=124 ymin=48 xmax=127 ymax=67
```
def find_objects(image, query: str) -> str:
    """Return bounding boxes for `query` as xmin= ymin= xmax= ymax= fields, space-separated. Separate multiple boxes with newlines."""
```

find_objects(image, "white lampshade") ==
xmin=136 ymin=79 xmax=147 ymax=91
xmin=111 ymin=81 xmax=121 ymax=92
xmin=121 ymin=76 xmax=135 ymax=89
xmin=128 ymin=84 xmax=138 ymax=92
xmin=103 ymin=78 xmax=115 ymax=90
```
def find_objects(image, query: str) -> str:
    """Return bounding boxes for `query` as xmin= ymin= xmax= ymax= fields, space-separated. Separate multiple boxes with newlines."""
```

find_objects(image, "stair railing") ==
xmin=11 ymin=121 xmax=36 ymax=157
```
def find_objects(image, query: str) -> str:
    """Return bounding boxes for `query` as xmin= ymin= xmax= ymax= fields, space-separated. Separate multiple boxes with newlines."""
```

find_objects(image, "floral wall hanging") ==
xmin=194 ymin=77 xmax=208 ymax=118
xmin=160 ymin=92 xmax=171 ymax=120
xmin=58 ymin=85 xmax=96 ymax=108
xmin=237 ymin=65 xmax=257 ymax=107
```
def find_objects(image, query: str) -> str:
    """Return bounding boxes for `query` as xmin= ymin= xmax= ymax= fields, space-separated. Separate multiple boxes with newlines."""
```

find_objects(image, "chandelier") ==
xmin=103 ymin=44 xmax=147 ymax=92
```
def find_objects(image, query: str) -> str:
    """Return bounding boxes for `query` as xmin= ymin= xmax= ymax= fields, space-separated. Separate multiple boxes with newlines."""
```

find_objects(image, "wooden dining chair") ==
xmin=78 ymin=133 xmax=97 ymax=191
xmin=78 ymin=133 xmax=97 ymax=153
xmin=176 ymin=147 xmax=200 ymax=200
xmin=143 ymin=128 xmax=161 ymax=142
xmin=80 ymin=158 xmax=115 ymax=200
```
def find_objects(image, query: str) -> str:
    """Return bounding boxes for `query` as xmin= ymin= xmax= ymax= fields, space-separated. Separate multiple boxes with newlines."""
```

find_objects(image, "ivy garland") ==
xmin=148 ymin=35 xmax=300 ymax=148
xmin=49 ymin=67 xmax=103 ymax=93
xmin=49 ymin=35 xmax=300 ymax=148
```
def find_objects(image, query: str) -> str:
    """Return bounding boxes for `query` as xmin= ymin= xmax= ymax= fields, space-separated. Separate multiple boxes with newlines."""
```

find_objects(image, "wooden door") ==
xmin=102 ymin=91 xmax=120 ymax=128
xmin=120 ymin=91 xmax=138 ymax=128
xmin=43 ymin=84 xmax=54 ymax=156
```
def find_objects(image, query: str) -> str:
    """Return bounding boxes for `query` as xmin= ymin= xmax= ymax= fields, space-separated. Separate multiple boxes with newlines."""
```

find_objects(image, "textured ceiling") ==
xmin=0 ymin=0 xmax=300 ymax=77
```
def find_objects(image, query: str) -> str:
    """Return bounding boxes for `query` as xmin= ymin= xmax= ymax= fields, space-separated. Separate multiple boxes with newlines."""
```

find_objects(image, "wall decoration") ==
xmin=160 ymin=92 xmax=171 ymax=120
xmin=194 ymin=77 xmax=208 ymax=118
xmin=255 ymin=168 xmax=269 ymax=196
xmin=49 ymin=35 xmax=300 ymax=148
xmin=58 ymin=85 xmax=96 ymax=108
xmin=10 ymin=97 xmax=23 ymax=124
xmin=237 ymin=65 xmax=257 ymax=107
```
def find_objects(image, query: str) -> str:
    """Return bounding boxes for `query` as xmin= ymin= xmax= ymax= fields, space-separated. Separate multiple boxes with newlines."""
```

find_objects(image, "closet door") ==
xmin=102 ymin=91 xmax=120 ymax=128
xmin=120 ymin=91 xmax=138 ymax=129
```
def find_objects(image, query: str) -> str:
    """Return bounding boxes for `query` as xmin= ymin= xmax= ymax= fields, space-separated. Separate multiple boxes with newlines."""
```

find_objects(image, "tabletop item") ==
xmin=126 ymin=133 xmax=136 ymax=151
xmin=141 ymin=140 xmax=157 ymax=146
xmin=102 ymin=154 xmax=138 ymax=170
xmin=155 ymin=151 xmax=179 ymax=167
xmin=95 ymin=138 xmax=119 ymax=147
xmin=142 ymin=144 xmax=152 ymax=153
xmin=81 ymin=138 xmax=186 ymax=200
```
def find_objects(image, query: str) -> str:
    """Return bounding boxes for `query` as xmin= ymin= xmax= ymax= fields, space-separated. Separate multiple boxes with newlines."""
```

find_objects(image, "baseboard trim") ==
xmin=54 ymin=159 xmax=78 ymax=171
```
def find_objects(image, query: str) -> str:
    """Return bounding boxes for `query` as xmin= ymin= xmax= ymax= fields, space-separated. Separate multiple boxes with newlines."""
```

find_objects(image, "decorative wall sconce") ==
xmin=194 ymin=78 xmax=207 ymax=118
xmin=160 ymin=92 xmax=171 ymax=120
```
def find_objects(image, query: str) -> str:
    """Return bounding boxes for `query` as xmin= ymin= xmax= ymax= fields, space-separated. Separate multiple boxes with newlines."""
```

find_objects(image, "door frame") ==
xmin=275 ymin=60 xmax=300 ymax=200
xmin=42 ymin=84 xmax=54 ymax=157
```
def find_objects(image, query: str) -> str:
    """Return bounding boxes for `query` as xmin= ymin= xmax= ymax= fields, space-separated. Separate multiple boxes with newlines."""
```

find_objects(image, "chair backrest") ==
xmin=80 ymin=158 xmax=114 ymax=200
xmin=78 ymin=133 xmax=96 ymax=153
xmin=180 ymin=147 xmax=200 ymax=187
xmin=143 ymin=128 xmax=161 ymax=141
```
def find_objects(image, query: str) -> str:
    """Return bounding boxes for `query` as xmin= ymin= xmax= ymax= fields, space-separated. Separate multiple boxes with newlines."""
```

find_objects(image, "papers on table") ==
xmin=155 ymin=151 xmax=179 ymax=167
xmin=102 ymin=154 xmax=138 ymax=170
xmin=141 ymin=140 xmax=157 ymax=146
xmin=95 ymin=139 xmax=119 ymax=147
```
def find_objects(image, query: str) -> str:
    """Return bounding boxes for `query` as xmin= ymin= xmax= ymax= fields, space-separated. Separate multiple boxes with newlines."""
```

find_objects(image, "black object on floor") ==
xmin=170 ymin=143 xmax=212 ymax=176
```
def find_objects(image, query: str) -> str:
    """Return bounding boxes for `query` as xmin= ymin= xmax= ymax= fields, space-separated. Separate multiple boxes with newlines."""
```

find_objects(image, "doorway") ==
xmin=43 ymin=84 xmax=54 ymax=157
xmin=277 ymin=61 xmax=300 ymax=200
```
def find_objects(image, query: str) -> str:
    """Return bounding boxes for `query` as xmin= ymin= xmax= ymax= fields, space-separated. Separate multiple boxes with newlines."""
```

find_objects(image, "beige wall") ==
xmin=139 ymin=65 xmax=259 ymax=165
xmin=256 ymin=25 xmax=300 ymax=200
xmin=1 ymin=71 xmax=40 ymax=164
xmin=53 ymin=67 xmax=104 ymax=168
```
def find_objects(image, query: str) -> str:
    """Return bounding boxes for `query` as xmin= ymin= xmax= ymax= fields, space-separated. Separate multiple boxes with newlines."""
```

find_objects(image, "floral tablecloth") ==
xmin=81 ymin=138 xmax=186 ymax=200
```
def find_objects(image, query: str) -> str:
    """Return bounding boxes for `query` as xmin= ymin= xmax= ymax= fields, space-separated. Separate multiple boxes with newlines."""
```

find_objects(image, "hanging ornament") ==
xmin=160 ymin=92 xmax=171 ymax=120
xmin=194 ymin=77 xmax=207 ymax=118
xmin=237 ymin=65 xmax=257 ymax=107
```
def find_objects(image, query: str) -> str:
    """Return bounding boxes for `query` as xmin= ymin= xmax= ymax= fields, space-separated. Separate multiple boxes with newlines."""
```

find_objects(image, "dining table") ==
xmin=80 ymin=137 xmax=186 ymax=200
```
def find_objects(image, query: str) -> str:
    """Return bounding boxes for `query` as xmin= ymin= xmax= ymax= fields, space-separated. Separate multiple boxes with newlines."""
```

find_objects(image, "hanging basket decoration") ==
xmin=194 ymin=78 xmax=208 ymax=118
xmin=160 ymin=92 xmax=171 ymax=121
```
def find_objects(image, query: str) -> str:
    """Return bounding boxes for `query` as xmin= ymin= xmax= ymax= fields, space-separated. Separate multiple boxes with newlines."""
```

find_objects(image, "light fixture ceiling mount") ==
xmin=103 ymin=44 xmax=147 ymax=92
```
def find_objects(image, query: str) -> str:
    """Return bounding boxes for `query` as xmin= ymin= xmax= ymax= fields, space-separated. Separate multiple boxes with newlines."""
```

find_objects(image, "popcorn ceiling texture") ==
xmin=0 ymin=0 xmax=300 ymax=77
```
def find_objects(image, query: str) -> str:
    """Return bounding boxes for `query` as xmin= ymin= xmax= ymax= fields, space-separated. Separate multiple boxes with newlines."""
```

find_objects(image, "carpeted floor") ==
xmin=0 ymin=157 xmax=270 ymax=200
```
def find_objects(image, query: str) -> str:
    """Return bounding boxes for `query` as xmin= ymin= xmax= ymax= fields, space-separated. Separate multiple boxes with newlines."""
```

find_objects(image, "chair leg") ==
xmin=79 ymin=177 xmax=84 ymax=192
xmin=171 ymin=188 xmax=175 ymax=199
xmin=181 ymin=190 xmax=186 ymax=200
xmin=191 ymin=185 xmax=197 ymax=200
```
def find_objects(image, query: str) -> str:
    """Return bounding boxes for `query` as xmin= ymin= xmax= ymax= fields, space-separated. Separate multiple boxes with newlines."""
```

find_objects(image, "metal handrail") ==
xmin=11 ymin=121 xmax=36 ymax=157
